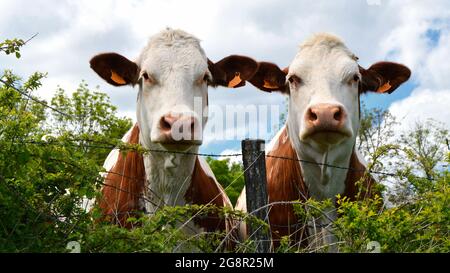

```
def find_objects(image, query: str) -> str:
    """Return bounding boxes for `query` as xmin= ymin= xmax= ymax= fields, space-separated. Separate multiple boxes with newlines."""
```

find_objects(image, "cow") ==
xmin=235 ymin=33 xmax=411 ymax=250
xmin=89 ymin=28 xmax=259 ymax=237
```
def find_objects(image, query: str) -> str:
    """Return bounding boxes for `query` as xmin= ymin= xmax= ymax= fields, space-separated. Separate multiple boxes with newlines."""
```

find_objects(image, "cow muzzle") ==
xmin=301 ymin=103 xmax=352 ymax=144
xmin=153 ymin=113 xmax=202 ymax=149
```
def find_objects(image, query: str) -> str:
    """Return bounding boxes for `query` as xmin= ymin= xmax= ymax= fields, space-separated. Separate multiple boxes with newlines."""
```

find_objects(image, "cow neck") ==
xmin=267 ymin=126 xmax=308 ymax=203
xmin=277 ymin=125 xmax=372 ymax=200
xmin=143 ymin=148 xmax=228 ymax=232
xmin=285 ymin=124 xmax=355 ymax=201
xmin=342 ymin=152 xmax=377 ymax=201
xmin=100 ymin=124 xmax=229 ymax=232
xmin=142 ymin=139 xmax=198 ymax=213
xmin=265 ymin=126 xmax=308 ymax=243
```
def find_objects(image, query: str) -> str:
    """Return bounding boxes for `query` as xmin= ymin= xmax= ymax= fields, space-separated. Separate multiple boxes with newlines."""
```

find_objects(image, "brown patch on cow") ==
xmin=248 ymin=62 xmax=288 ymax=93
xmin=186 ymin=158 xmax=228 ymax=232
xmin=187 ymin=159 xmax=236 ymax=250
xmin=342 ymin=152 xmax=377 ymax=201
xmin=208 ymin=55 xmax=258 ymax=88
xmin=266 ymin=127 xmax=308 ymax=246
xmin=90 ymin=52 xmax=139 ymax=86
xmin=98 ymin=124 xmax=146 ymax=227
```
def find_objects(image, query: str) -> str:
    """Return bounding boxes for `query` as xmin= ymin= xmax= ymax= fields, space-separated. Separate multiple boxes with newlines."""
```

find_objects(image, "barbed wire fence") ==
xmin=0 ymin=77 xmax=441 ymax=253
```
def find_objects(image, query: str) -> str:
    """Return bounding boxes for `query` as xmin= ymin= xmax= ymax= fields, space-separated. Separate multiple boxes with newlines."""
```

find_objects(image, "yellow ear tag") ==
xmin=110 ymin=70 xmax=126 ymax=85
xmin=263 ymin=80 xmax=279 ymax=89
xmin=377 ymin=81 xmax=391 ymax=93
xmin=228 ymin=72 xmax=242 ymax=88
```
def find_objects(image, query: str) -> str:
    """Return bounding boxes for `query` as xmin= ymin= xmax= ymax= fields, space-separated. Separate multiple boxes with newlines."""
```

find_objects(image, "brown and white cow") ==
xmin=89 ymin=28 xmax=258 ymax=235
xmin=236 ymin=33 xmax=411 ymax=250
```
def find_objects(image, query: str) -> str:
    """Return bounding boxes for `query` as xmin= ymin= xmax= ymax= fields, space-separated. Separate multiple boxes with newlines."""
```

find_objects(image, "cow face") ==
xmin=90 ymin=29 xmax=257 ymax=151
xmin=287 ymin=40 xmax=361 ymax=148
xmin=249 ymin=33 xmax=410 ymax=152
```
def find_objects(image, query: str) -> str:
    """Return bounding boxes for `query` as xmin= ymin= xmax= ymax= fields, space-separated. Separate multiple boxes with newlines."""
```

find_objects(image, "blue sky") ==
xmin=1 ymin=0 xmax=449 ymax=156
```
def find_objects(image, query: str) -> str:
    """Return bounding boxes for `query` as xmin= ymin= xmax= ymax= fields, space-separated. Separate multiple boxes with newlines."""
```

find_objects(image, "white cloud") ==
xmin=417 ymin=30 xmax=450 ymax=90
xmin=389 ymin=88 xmax=450 ymax=130
xmin=383 ymin=1 xmax=450 ymax=130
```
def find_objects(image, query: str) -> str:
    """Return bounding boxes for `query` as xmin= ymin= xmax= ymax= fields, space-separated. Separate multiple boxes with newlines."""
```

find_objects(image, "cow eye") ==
xmin=350 ymin=74 xmax=360 ymax=84
xmin=141 ymin=72 xmax=155 ymax=84
xmin=347 ymin=73 xmax=360 ymax=85
xmin=201 ymin=72 xmax=211 ymax=85
xmin=288 ymin=75 xmax=301 ymax=85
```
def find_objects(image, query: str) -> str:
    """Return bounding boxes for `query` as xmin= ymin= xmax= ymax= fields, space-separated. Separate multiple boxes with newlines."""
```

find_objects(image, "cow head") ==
xmin=249 ymin=33 xmax=411 ymax=153
xmin=90 ymin=29 xmax=257 ymax=151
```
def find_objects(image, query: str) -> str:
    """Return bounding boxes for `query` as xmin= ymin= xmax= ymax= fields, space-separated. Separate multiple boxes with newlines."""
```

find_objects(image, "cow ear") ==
xmin=360 ymin=62 xmax=411 ymax=94
xmin=208 ymin=55 xmax=258 ymax=88
xmin=248 ymin=62 xmax=288 ymax=93
xmin=90 ymin=53 xmax=140 ymax=86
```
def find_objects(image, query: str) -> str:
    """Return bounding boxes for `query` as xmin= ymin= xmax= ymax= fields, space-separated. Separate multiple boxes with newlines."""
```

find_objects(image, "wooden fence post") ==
xmin=241 ymin=139 xmax=271 ymax=253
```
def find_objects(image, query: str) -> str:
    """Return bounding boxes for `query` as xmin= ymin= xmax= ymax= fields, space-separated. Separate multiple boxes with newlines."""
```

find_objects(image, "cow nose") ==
xmin=305 ymin=103 xmax=346 ymax=131
xmin=159 ymin=114 xmax=197 ymax=141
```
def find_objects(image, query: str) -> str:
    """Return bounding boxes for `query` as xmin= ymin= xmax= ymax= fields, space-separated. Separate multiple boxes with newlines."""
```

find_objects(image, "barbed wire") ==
xmin=6 ymin=139 xmax=436 ymax=181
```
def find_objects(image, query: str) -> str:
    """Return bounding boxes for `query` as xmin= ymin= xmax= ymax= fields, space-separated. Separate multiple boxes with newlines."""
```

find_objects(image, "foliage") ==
xmin=398 ymin=119 xmax=448 ymax=180
xmin=84 ymin=205 xmax=223 ymax=253
xmin=334 ymin=170 xmax=449 ymax=253
xmin=0 ymin=38 xmax=25 ymax=59
xmin=205 ymin=157 xmax=245 ymax=206
xmin=356 ymin=103 xmax=401 ymax=183
xmin=49 ymin=83 xmax=132 ymax=164
xmin=81 ymin=204 xmax=268 ymax=253
xmin=0 ymin=41 xmax=132 ymax=251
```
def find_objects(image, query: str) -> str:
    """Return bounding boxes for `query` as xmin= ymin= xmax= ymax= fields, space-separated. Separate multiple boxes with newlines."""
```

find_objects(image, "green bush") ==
xmin=205 ymin=157 xmax=245 ymax=206
xmin=0 ymin=61 xmax=131 ymax=251
xmin=334 ymin=170 xmax=449 ymax=253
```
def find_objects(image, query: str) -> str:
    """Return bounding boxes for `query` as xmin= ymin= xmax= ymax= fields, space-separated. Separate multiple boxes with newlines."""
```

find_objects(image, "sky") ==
xmin=1 ymin=0 xmax=449 ymax=155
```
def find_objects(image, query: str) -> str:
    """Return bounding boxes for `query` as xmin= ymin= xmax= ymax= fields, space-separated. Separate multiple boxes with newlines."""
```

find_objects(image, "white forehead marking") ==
xmin=136 ymin=28 xmax=206 ymax=60
xmin=289 ymin=33 xmax=360 ymax=83
xmin=298 ymin=33 xmax=358 ymax=61
xmin=136 ymin=28 xmax=207 ymax=76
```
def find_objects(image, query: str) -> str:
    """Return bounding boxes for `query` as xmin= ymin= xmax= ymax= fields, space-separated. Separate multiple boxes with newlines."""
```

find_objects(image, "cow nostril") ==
xmin=160 ymin=117 xmax=171 ymax=131
xmin=333 ymin=110 xmax=341 ymax=121
xmin=309 ymin=111 xmax=318 ymax=121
